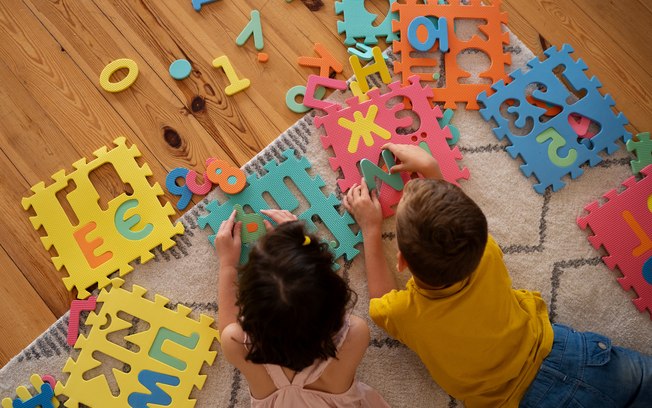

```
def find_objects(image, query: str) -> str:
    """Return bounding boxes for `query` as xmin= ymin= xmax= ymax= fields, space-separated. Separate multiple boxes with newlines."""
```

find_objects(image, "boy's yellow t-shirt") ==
xmin=369 ymin=236 xmax=553 ymax=408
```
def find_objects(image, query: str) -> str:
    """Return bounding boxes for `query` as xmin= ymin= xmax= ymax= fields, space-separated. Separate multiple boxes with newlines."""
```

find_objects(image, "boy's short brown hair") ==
xmin=396 ymin=179 xmax=488 ymax=287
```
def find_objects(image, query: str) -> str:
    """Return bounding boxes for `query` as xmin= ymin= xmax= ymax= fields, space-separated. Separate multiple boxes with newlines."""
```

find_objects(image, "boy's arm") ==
xmin=343 ymin=179 xmax=397 ymax=299
xmin=382 ymin=143 xmax=443 ymax=180
xmin=214 ymin=210 xmax=242 ymax=334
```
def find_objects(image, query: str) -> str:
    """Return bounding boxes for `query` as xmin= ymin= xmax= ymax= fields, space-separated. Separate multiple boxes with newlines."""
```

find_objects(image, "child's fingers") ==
xmin=341 ymin=194 xmax=351 ymax=211
xmin=389 ymin=163 xmax=405 ymax=174
xmin=233 ymin=221 xmax=242 ymax=242
xmin=371 ymin=188 xmax=380 ymax=204
xmin=263 ymin=219 xmax=274 ymax=232
xmin=360 ymin=178 xmax=370 ymax=195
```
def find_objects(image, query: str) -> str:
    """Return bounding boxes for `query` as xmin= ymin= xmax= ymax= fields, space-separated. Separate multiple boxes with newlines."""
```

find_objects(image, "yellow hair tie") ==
xmin=302 ymin=236 xmax=311 ymax=246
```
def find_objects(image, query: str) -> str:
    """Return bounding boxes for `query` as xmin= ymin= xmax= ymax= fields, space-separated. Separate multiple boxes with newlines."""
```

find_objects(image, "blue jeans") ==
xmin=520 ymin=324 xmax=652 ymax=407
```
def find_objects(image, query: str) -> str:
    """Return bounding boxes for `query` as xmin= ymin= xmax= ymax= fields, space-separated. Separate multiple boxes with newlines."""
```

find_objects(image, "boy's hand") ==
xmin=215 ymin=210 xmax=242 ymax=269
xmin=342 ymin=178 xmax=382 ymax=235
xmin=260 ymin=209 xmax=297 ymax=232
xmin=382 ymin=143 xmax=443 ymax=180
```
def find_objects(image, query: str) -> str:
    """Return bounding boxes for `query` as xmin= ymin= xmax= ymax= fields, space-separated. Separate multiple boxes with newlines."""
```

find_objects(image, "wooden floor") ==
xmin=0 ymin=0 xmax=650 ymax=368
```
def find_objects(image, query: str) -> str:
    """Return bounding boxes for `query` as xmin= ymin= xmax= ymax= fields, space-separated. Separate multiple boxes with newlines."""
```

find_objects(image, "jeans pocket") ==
xmin=583 ymin=331 xmax=612 ymax=367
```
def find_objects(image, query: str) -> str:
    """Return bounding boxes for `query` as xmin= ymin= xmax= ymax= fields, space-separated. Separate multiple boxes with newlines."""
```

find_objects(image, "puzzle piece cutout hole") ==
xmin=308 ymin=214 xmax=347 ymax=250
xmin=395 ymin=109 xmax=421 ymax=135
xmin=82 ymin=350 xmax=132 ymax=397
xmin=500 ymin=98 xmax=535 ymax=137
xmin=408 ymin=50 xmax=443 ymax=79
xmin=550 ymin=64 xmax=588 ymax=104
xmin=283 ymin=177 xmax=314 ymax=214
xmin=88 ymin=163 xmax=135 ymax=211
xmin=454 ymin=18 xmax=489 ymax=42
xmin=261 ymin=191 xmax=281 ymax=212
xmin=457 ymin=49 xmax=493 ymax=85
xmin=103 ymin=310 xmax=150 ymax=352
xmin=55 ymin=179 xmax=80 ymax=227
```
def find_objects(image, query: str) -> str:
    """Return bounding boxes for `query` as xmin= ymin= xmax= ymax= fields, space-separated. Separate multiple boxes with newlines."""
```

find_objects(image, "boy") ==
xmin=343 ymin=143 xmax=652 ymax=407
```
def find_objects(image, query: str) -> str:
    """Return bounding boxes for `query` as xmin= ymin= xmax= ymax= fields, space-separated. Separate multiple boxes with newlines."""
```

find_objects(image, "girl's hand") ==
xmin=215 ymin=210 xmax=242 ymax=269
xmin=260 ymin=209 xmax=297 ymax=232
xmin=342 ymin=178 xmax=383 ymax=235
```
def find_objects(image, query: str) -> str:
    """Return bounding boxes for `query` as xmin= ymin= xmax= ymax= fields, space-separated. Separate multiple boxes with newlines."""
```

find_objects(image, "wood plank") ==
xmin=497 ymin=0 xmax=545 ymax=56
xmin=636 ymin=0 xmax=652 ymax=16
xmin=0 ymin=242 xmax=57 ymax=367
xmin=0 ymin=3 xmax=198 ymax=313
xmin=90 ymin=0 xmax=279 ymax=154
xmin=21 ymin=0 xmax=251 ymax=168
xmin=572 ymin=0 xmax=652 ymax=78
xmin=0 ymin=59 xmax=80 ymax=316
xmin=501 ymin=0 xmax=652 ymax=134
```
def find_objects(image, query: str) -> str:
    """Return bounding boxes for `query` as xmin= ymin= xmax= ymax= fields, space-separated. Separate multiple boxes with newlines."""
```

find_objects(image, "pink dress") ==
xmin=249 ymin=320 xmax=390 ymax=408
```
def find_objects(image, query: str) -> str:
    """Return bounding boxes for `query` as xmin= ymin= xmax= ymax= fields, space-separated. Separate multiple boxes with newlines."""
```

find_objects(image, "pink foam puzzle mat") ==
xmin=577 ymin=165 xmax=652 ymax=318
xmin=314 ymin=75 xmax=469 ymax=217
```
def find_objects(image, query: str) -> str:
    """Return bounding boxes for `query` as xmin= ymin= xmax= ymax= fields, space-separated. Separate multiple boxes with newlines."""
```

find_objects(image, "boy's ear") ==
xmin=396 ymin=250 xmax=408 ymax=272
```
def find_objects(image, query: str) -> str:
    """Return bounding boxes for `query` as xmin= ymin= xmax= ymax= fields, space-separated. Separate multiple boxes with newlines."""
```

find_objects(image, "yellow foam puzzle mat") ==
xmin=21 ymin=137 xmax=185 ymax=299
xmin=55 ymin=278 xmax=219 ymax=407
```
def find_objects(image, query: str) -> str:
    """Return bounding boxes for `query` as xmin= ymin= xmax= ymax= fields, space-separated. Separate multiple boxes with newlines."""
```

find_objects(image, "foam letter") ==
xmin=73 ymin=222 xmax=112 ymax=268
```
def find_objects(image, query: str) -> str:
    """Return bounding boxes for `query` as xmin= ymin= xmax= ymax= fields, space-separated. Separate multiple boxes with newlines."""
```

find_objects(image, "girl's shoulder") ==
xmin=219 ymin=322 xmax=248 ymax=367
xmin=341 ymin=315 xmax=371 ymax=354
xmin=323 ymin=315 xmax=371 ymax=375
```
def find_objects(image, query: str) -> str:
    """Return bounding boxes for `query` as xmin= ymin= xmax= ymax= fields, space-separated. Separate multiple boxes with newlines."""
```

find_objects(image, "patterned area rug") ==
xmin=1 ymin=24 xmax=651 ymax=408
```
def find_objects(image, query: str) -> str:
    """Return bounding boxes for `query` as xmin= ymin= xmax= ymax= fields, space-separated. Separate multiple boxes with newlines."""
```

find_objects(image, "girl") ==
xmin=215 ymin=208 xmax=389 ymax=407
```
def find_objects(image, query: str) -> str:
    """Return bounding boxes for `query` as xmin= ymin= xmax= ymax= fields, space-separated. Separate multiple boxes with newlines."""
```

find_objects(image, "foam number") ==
xmin=99 ymin=58 xmax=139 ymax=93
xmin=535 ymin=128 xmax=578 ymax=167
xmin=212 ymin=56 xmax=251 ymax=96
xmin=115 ymin=199 xmax=153 ymax=240
xmin=407 ymin=16 xmax=448 ymax=52
xmin=206 ymin=159 xmax=246 ymax=194
xmin=73 ymin=222 xmax=113 ymax=268
xmin=149 ymin=328 xmax=200 ymax=370
xmin=348 ymin=46 xmax=392 ymax=93
xmin=128 ymin=370 xmax=180 ymax=408
xmin=185 ymin=170 xmax=213 ymax=195
xmin=360 ymin=149 xmax=404 ymax=191
xmin=338 ymin=105 xmax=391 ymax=153
xmin=165 ymin=168 xmax=193 ymax=211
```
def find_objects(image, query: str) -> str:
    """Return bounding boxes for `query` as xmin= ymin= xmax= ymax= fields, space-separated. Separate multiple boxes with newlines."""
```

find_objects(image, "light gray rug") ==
xmin=2 ymin=24 xmax=650 ymax=408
